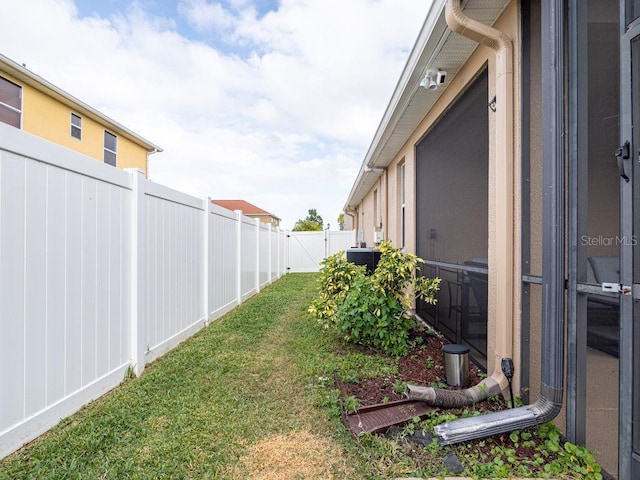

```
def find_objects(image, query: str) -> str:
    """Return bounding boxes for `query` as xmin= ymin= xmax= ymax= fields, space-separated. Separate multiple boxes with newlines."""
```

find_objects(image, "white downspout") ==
xmin=409 ymin=1 xmax=567 ymax=446
xmin=448 ymin=0 xmax=514 ymax=392
xmin=406 ymin=0 xmax=515 ymax=411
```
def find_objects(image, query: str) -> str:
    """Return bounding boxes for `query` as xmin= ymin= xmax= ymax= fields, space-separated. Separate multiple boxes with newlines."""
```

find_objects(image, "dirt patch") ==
xmin=233 ymin=430 xmax=353 ymax=479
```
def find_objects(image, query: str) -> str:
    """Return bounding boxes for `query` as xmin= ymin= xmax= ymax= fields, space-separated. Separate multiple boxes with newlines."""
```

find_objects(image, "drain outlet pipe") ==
xmin=425 ymin=0 xmax=565 ymax=445
xmin=405 ymin=357 xmax=515 ymax=409
xmin=405 ymin=377 xmax=502 ymax=408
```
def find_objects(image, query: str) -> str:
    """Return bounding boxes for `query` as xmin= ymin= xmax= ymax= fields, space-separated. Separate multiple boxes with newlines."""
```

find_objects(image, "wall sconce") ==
xmin=488 ymin=96 xmax=497 ymax=112
xmin=420 ymin=69 xmax=447 ymax=90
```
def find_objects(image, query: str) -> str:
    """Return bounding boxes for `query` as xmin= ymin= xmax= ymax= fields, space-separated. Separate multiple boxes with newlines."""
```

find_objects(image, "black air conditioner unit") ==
xmin=346 ymin=248 xmax=381 ymax=275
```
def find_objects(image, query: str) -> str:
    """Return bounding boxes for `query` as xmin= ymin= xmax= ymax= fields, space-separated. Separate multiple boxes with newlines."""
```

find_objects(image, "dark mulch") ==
xmin=334 ymin=330 xmax=610 ymax=478
xmin=339 ymin=334 xmax=503 ymax=412
xmin=335 ymin=332 xmax=551 ymax=471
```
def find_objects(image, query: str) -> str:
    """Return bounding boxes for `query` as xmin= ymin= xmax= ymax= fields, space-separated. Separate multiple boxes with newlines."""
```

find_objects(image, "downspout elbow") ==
xmin=434 ymin=386 xmax=563 ymax=446
xmin=445 ymin=0 xmax=516 ymax=389
xmin=445 ymin=0 xmax=512 ymax=54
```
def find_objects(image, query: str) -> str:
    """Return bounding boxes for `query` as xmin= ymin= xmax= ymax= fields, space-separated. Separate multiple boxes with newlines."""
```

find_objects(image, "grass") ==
xmin=0 ymin=273 xmax=603 ymax=479
xmin=1 ymin=273 xmax=381 ymax=479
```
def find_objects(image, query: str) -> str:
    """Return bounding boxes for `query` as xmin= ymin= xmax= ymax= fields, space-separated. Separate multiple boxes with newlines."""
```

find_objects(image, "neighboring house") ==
xmin=0 ymin=53 xmax=161 ymax=176
xmin=211 ymin=199 xmax=281 ymax=228
xmin=344 ymin=0 xmax=635 ymax=478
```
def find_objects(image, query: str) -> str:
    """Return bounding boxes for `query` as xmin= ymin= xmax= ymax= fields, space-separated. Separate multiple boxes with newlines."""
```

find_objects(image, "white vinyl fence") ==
xmin=287 ymin=230 xmax=356 ymax=272
xmin=0 ymin=124 xmax=290 ymax=459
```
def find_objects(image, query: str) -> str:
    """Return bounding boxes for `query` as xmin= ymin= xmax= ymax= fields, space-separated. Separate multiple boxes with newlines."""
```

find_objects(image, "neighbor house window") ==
xmin=71 ymin=113 xmax=82 ymax=139
xmin=104 ymin=131 xmax=117 ymax=166
xmin=0 ymin=75 xmax=22 ymax=128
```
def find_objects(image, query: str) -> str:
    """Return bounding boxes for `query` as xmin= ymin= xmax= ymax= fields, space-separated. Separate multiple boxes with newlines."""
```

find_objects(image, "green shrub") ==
xmin=307 ymin=250 xmax=366 ymax=331
xmin=308 ymin=240 xmax=440 ymax=356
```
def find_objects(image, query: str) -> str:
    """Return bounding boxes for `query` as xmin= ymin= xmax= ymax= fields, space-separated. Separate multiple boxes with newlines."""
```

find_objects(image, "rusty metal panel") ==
xmin=345 ymin=399 xmax=433 ymax=435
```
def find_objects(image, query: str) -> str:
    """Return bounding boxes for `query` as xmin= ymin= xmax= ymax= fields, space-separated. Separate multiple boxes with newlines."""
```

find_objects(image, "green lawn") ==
xmin=0 ymin=274 xmax=383 ymax=479
xmin=0 ymin=273 xmax=603 ymax=479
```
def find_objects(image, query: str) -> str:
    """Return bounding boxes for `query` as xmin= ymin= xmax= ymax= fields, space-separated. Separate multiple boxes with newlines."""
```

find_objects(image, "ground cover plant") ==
xmin=0 ymin=273 xmax=603 ymax=479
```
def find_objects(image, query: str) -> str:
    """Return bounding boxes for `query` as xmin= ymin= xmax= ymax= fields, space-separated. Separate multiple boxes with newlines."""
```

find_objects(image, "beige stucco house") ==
xmin=344 ymin=1 xmax=635 ymax=478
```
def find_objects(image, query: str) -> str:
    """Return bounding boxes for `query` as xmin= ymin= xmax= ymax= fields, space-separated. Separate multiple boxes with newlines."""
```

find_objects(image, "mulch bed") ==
xmin=335 ymin=332 xmax=549 ymax=473
xmin=331 ymin=329 xmax=612 ymax=478
xmin=339 ymin=334 xmax=504 ymax=412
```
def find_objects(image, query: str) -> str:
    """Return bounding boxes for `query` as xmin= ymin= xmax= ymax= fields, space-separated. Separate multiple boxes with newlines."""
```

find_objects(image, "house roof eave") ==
xmin=344 ymin=0 xmax=510 ymax=213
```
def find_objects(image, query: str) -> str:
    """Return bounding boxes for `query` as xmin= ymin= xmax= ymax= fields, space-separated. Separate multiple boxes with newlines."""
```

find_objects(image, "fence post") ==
xmin=274 ymin=228 xmax=279 ymax=278
xmin=285 ymin=230 xmax=290 ymax=275
xmin=126 ymin=169 xmax=146 ymax=377
xmin=255 ymin=218 xmax=261 ymax=293
xmin=267 ymin=223 xmax=272 ymax=284
xmin=202 ymin=197 xmax=210 ymax=324
xmin=282 ymin=230 xmax=286 ymax=277
xmin=235 ymin=210 xmax=242 ymax=305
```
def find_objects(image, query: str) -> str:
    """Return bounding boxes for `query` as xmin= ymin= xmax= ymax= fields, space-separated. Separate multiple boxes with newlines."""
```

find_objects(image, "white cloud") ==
xmin=178 ymin=0 xmax=236 ymax=33
xmin=0 ymin=0 xmax=428 ymax=228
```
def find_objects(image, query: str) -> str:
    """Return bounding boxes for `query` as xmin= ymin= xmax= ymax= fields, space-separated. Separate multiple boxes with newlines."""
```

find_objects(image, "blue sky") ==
xmin=0 ymin=0 xmax=428 ymax=229
xmin=75 ymin=0 xmax=281 ymax=54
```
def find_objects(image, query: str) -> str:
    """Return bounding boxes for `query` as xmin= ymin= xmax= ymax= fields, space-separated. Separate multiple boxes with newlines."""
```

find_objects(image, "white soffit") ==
xmin=345 ymin=0 xmax=510 ymax=212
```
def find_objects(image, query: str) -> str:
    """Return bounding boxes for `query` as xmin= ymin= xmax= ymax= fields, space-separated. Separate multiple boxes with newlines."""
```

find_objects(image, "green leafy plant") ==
xmin=307 ymin=250 xmax=366 ymax=331
xmin=425 ymin=356 xmax=434 ymax=369
xmin=308 ymin=240 xmax=441 ymax=356
xmin=392 ymin=378 xmax=408 ymax=395
xmin=341 ymin=395 xmax=360 ymax=413
xmin=537 ymin=423 xmax=603 ymax=479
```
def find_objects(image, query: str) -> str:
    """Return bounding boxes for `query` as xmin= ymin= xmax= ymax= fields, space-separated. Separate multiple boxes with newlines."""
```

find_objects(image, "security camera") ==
xmin=420 ymin=69 xmax=446 ymax=91
xmin=420 ymin=74 xmax=437 ymax=90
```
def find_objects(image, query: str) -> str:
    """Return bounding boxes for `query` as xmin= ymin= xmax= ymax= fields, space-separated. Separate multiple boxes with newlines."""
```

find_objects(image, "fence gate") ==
xmin=287 ymin=230 xmax=355 ymax=272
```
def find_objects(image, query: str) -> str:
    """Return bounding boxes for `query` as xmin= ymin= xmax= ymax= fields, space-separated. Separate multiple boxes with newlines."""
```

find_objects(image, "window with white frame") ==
xmin=0 ymin=75 xmax=22 ymax=128
xmin=71 ymin=113 xmax=82 ymax=140
xmin=104 ymin=131 xmax=117 ymax=166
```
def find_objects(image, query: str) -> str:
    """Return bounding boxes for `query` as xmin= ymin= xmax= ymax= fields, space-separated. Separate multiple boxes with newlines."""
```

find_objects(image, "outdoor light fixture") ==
xmin=420 ymin=69 xmax=447 ymax=90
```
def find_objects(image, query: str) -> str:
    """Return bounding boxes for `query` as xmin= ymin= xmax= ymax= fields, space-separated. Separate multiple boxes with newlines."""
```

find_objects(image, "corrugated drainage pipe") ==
xmin=413 ymin=0 xmax=564 ymax=445
xmin=405 ymin=377 xmax=502 ymax=408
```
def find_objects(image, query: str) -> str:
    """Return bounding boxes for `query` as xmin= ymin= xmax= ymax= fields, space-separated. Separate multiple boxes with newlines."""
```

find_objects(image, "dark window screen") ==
xmin=627 ymin=0 xmax=640 ymax=26
xmin=415 ymin=69 xmax=489 ymax=364
xmin=104 ymin=131 xmax=117 ymax=167
xmin=0 ymin=75 xmax=21 ymax=128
